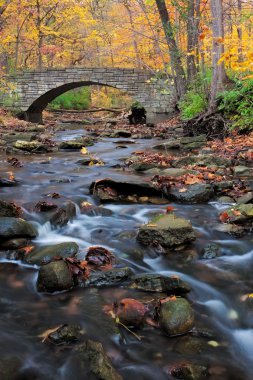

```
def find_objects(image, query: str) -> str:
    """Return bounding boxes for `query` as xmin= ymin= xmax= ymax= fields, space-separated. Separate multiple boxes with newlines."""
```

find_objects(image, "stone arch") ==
xmin=1 ymin=68 xmax=175 ymax=123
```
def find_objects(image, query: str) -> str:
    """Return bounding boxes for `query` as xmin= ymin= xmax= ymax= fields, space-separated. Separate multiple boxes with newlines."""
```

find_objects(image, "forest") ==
xmin=0 ymin=1 xmax=253 ymax=380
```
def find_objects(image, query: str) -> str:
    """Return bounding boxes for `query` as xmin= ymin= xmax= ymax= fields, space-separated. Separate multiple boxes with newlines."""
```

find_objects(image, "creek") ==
xmin=0 ymin=124 xmax=252 ymax=380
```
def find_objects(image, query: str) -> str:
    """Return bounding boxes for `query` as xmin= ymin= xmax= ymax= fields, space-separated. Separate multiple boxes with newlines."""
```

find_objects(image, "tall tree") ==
xmin=209 ymin=0 xmax=227 ymax=111
xmin=154 ymin=0 xmax=186 ymax=99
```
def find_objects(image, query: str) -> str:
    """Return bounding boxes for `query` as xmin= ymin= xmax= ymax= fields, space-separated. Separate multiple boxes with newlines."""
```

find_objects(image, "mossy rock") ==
xmin=160 ymin=297 xmax=194 ymax=336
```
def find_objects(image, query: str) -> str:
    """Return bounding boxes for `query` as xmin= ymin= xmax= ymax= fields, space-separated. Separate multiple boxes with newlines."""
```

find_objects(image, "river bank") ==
xmin=0 ymin=108 xmax=253 ymax=380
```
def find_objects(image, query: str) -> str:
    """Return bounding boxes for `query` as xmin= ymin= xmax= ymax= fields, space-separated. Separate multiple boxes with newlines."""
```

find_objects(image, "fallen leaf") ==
xmin=80 ymin=147 xmax=88 ymax=155
xmin=38 ymin=325 xmax=64 ymax=343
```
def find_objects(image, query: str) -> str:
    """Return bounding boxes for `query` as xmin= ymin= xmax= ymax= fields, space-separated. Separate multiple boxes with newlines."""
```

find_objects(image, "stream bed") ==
xmin=0 ymin=124 xmax=253 ymax=380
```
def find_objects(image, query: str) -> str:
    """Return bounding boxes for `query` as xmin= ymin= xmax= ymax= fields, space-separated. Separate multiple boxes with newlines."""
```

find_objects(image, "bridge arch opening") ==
xmin=21 ymin=81 xmax=138 ymax=123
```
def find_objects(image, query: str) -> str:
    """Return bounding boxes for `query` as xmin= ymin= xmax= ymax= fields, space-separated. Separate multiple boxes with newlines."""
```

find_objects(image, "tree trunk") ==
xmin=187 ymin=0 xmax=197 ymax=83
xmin=209 ymin=0 xmax=227 ymax=112
xmin=155 ymin=0 xmax=186 ymax=99
xmin=237 ymin=0 xmax=243 ymax=61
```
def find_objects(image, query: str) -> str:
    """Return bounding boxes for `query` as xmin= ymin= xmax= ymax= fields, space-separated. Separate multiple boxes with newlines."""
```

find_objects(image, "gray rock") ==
xmin=173 ymin=155 xmax=231 ymax=168
xmin=162 ymin=168 xmax=188 ymax=177
xmin=0 ymin=217 xmax=37 ymax=239
xmin=74 ymin=339 xmax=123 ymax=380
xmin=85 ymin=267 xmax=133 ymax=288
xmin=169 ymin=183 xmax=213 ymax=203
xmin=236 ymin=192 xmax=253 ymax=205
xmin=160 ymin=297 xmax=194 ymax=336
xmin=37 ymin=260 xmax=74 ymax=293
xmin=201 ymin=242 xmax=221 ymax=259
xmin=219 ymin=204 xmax=253 ymax=224
xmin=217 ymin=196 xmax=234 ymax=204
xmin=129 ymin=273 xmax=191 ymax=294
xmin=137 ymin=214 xmax=196 ymax=248
xmin=59 ymin=138 xmax=95 ymax=150
xmin=25 ymin=242 xmax=79 ymax=265
xmin=13 ymin=140 xmax=51 ymax=153
xmin=153 ymin=140 xmax=180 ymax=150
xmin=112 ymin=130 xmax=131 ymax=138
xmin=234 ymin=165 xmax=253 ymax=177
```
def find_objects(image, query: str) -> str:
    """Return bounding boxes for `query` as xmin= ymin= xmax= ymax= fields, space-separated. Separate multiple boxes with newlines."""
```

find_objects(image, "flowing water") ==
xmin=0 ymin=124 xmax=253 ymax=379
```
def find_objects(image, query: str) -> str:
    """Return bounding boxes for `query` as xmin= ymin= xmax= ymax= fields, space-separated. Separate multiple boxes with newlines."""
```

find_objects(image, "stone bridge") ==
xmin=1 ymin=67 xmax=175 ymax=123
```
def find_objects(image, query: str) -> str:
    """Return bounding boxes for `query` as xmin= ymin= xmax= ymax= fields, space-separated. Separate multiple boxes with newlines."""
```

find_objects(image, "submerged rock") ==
xmin=170 ymin=362 xmax=208 ymax=380
xmin=0 ymin=217 xmax=37 ymax=239
xmin=25 ymin=242 xmax=79 ymax=265
xmin=74 ymin=339 xmax=123 ymax=380
xmin=85 ymin=267 xmax=133 ymax=288
xmin=129 ymin=274 xmax=191 ymax=294
xmin=137 ymin=214 xmax=196 ymax=248
xmin=0 ymin=200 xmax=22 ymax=218
xmin=37 ymin=260 xmax=74 ymax=293
xmin=159 ymin=297 xmax=195 ymax=336
xmin=0 ymin=357 xmax=22 ymax=380
xmin=173 ymin=155 xmax=231 ymax=168
xmin=47 ymin=324 xmax=82 ymax=345
xmin=201 ymin=242 xmax=221 ymax=259
xmin=169 ymin=183 xmax=213 ymax=203
xmin=50 ymin=201 xmax=76 ymax=227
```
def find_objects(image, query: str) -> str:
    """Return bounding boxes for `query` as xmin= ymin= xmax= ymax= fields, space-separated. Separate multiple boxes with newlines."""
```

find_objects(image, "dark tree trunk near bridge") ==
xmin=155 ymin=0 xmax=187 ymax=100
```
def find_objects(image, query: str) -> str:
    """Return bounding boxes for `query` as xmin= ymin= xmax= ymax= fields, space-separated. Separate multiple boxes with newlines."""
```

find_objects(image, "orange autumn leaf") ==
xmin=232 ymin=209 xmax=241 ymax=216
xmin=219 ymin=211 xmax=230 ymax=223
xmin=166 ymin=205 xmax=175 ymax=213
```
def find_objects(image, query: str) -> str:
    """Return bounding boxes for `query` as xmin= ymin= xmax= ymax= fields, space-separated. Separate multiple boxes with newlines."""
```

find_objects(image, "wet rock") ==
xmin=0 ymin=217 xmax=37 ymax=239
xmin=47 ymin=324 xmax=82 ymax=345
xmin=4 ymin=132 xmax=38 ymax=143
xmin=131 ymin=162 xmax=158 ymax=172
xmin=50 ymin=201 xmax=76 ymax=227
xmin=213 ymin=180 xmax=233 ymax=193
xmin=169 ymin=183 xmax=213 ymax=203
xmin=114 ymin=298 xmax=146 ymax=326
xmin=13 ymin=140 xmax=51 ymax=153
xmin=74 ymin=339 xmax=123 ymax=380
xmin=25 ymin=242 xmax=79 ymax=265
xmin=220 ymin=204 xmax=253 ymax=224
xmin=59 ymin=138 xmax=95 ymax=150
xmin=201 ymin=242 xmax=221 ymax=259
xmin=0 ymin=357 xmax=22 ymax=380
xmin=0 ymin=178 xmax=19 ymax=187
xmin=81 ymin=205 xmax=113 ymax=217
xmin=162 ymin=168 xmax=188 ymax=177
xmin=180 ymin=135 xmax=207 ymax=151
xmin=236 ymin=192 xmax=253 ymax=205
xmin=0 ymin=200 xmax=22 ymax=218
xmin=153 ymin=140 xmax=180 ymax=150
xmin=217 ymin=196 xmax=234 ymax=204
xmin=214 ymin=223 xmax=245 ymax=237
xmin=85 ymin=267 xmax=133 ymax=288
xmin=159 ymin=297 xmax=194 ymax=336
xmin=137 ymin=214 xmax=196 ymax=248
xmin=90 ymin=179 xmax=165 ymax=203
xmin=170 ymin=362 xmax=208 ymax=380
xmin=233 ymin=165 xmax=253 ymax=177
xmin=37 ymin=260 xmax=74 ymax=293
xmin=112 ymin=130 xmax=131 ymax=138
xmin=0 ymin=238 xmax=29 ymax=250
xmin=129 ymin=274 xmax=191 ymax=294
xmin=77 ymin=158 xmax=105 ymax=166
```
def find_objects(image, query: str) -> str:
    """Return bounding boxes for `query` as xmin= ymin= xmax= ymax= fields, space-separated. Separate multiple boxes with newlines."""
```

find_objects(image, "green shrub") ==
xmin=49 ymin=87 xmax=91 ymax=110
xmin=179 ymin=90 xmax=208 ymax=120
xmin=218 ymin=79 xmax=253 ymax=132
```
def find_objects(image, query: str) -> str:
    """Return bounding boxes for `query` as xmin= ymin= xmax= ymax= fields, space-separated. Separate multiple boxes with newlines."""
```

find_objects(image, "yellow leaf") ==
xmin=80 ymin=147 xmax=88 ymax=155
xmin=208 ymin=340 xmax=220 ymax=347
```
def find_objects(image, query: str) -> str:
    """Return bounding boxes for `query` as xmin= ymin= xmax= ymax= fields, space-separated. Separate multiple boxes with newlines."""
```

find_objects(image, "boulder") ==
xmin=129 ymin=274 xmax=191 ymax=294
xmin=25 ymin=242 xmax=79 ymax=265
xmin=74 ymin=340 xmax=123 ymax=380
xmin=179 ymin=135 xmax=207 ymax=150
xmin=0 ymin=200 xmax=22 ymax=218
xmin=13 ymin=140 xmax=51 ymax=153
xmin=169 ymin=183 xmax=213 ymax=203
xmin=137 ymin=214 xmax=196 ymax=248
xmin=0 ymin=217 xmax=37 ymax=239
xmin=236 ymin=192 xmax=253 ymax=205
xmin=159 ymin=297 xmax=194 ymax=336
xmin=85 ymin=267 xmax=133 ymax=288
xmin=233 ymin=165 xmax=253 ymax=177
xmin=37 ymin=260 xmax=74 ymax=293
